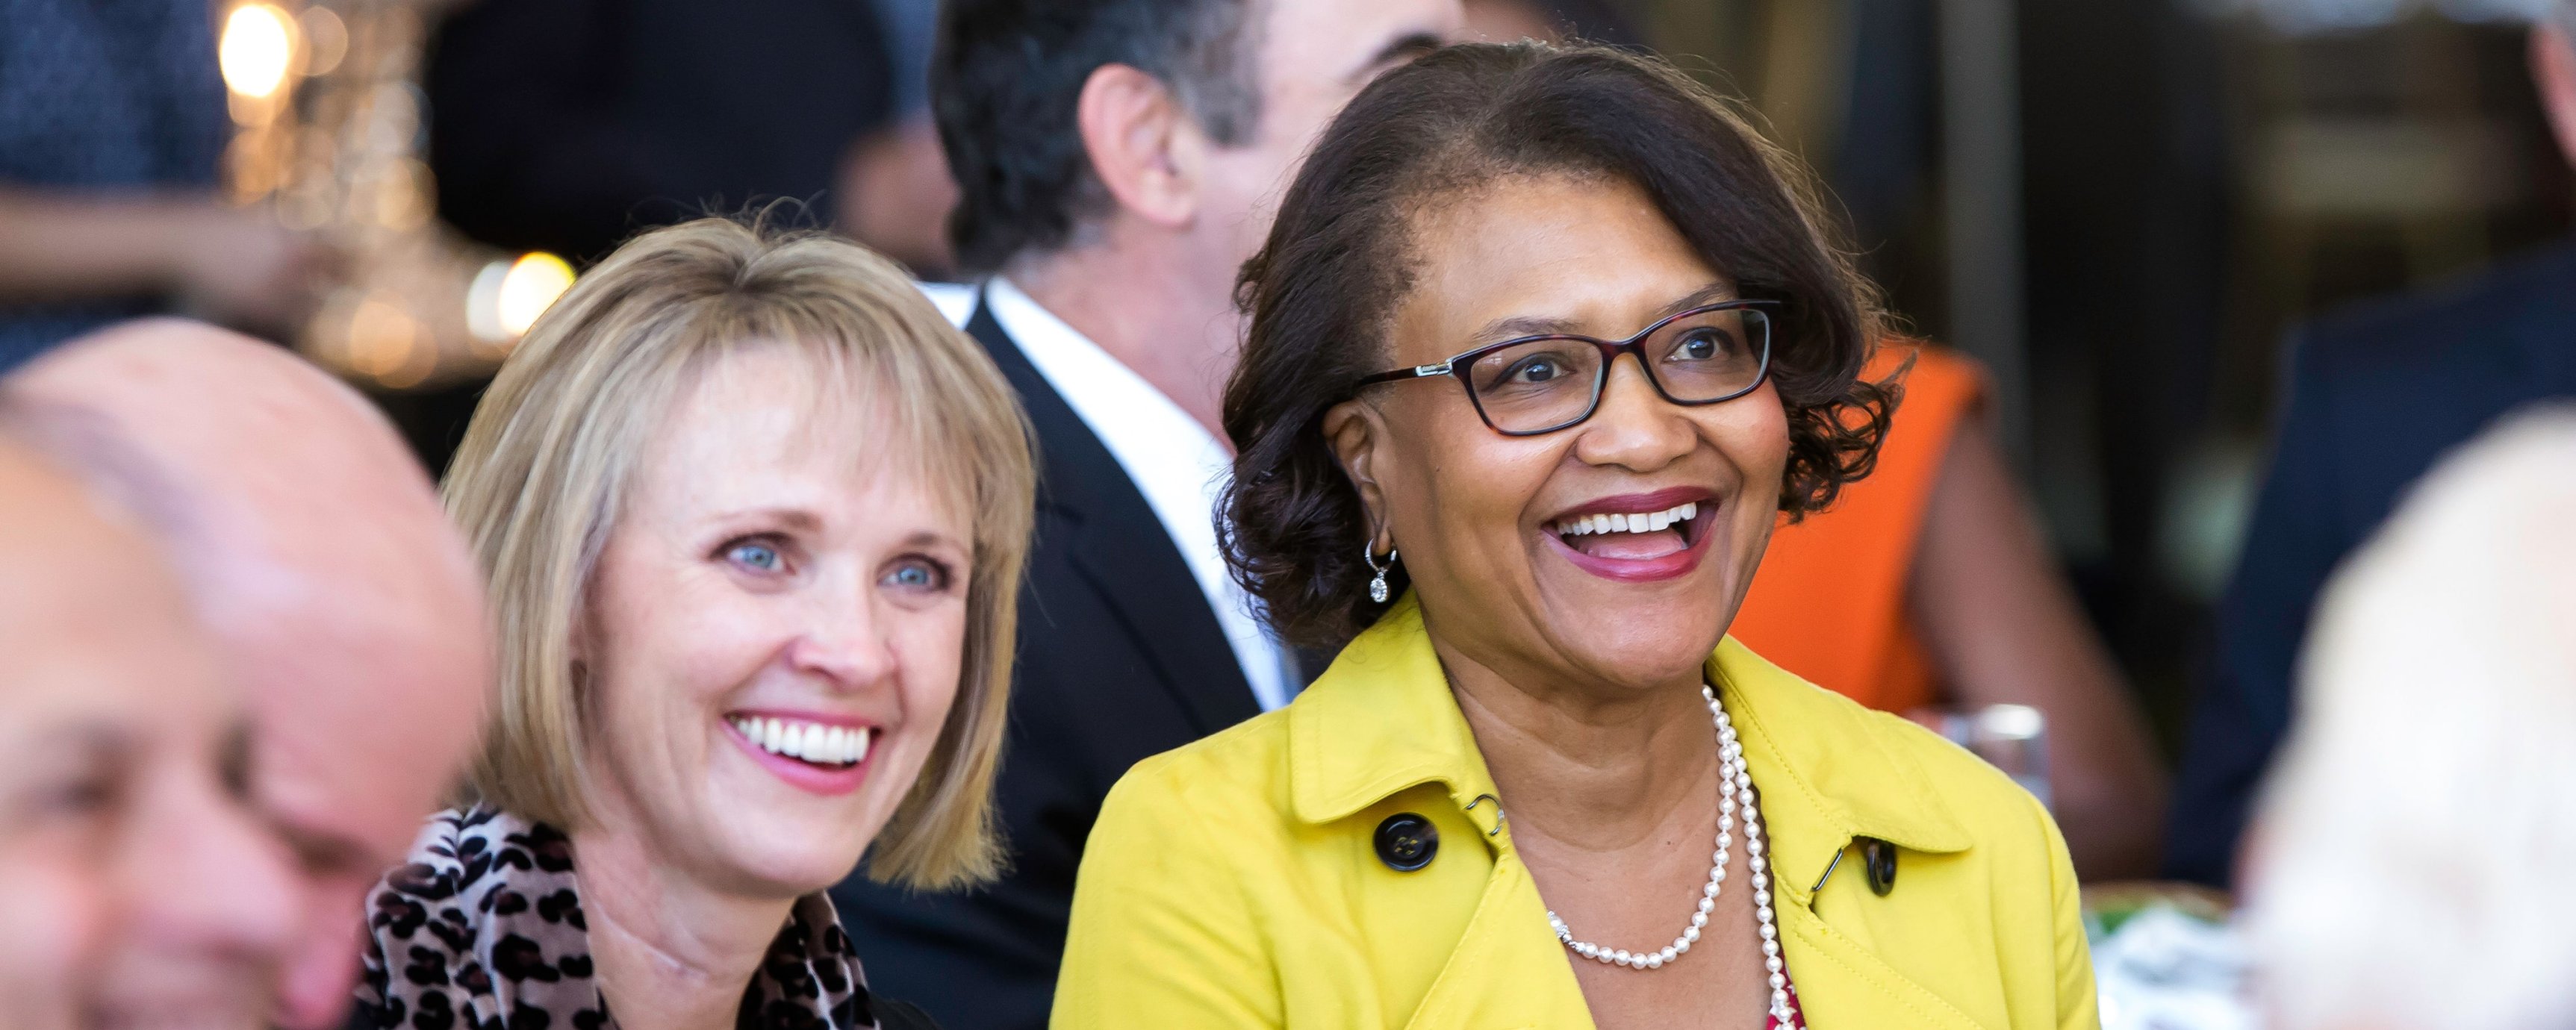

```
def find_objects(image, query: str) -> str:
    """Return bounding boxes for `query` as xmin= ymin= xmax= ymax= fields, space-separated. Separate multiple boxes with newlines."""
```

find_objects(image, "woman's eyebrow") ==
xmin=706 ymin=506 xmax=825 ymax=534
xmin=1466 ymin=284 xmax=1740 ymax=343
xmin=1649 ymin=283 xmax=1740 ymax=321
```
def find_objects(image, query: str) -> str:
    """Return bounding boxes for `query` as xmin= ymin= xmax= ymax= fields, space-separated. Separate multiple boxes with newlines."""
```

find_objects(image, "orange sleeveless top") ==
xmin=1728 ymin=343 xmax=1985 ymax=714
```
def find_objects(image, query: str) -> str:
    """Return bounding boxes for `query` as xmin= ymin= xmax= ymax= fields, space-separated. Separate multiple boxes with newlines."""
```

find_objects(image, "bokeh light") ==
xmin=497 ymin=252 xmax=576 ymax=338
xmin=218 ymin=4 xmax=298 ymax=100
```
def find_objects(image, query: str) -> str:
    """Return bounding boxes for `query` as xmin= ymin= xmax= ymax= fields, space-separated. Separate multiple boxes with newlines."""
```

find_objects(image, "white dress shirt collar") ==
xmin=980 ymin=277 xmax=1292 ymax=712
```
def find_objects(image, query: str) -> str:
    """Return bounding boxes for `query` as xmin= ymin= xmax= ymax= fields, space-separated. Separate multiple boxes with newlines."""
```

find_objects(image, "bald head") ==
xmin=0 ymin=437 xmax=300 ymax=1030
xmin=7 ymin=319 xmax=489 ymax=1030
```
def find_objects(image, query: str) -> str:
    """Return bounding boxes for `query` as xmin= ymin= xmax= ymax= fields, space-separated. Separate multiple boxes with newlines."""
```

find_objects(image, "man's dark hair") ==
xmin=933 ymin=0 xmax=1265 ymax=273
xmin=1222 ymin=42 xmax=1898 ymax=648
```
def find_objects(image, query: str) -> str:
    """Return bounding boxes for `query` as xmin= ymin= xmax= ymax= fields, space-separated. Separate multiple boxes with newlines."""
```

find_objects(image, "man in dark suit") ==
xmin=830 ymin=2 xmax=1459 ymax=1027
xmin=2165 ymin=6 xmax=2576 ymax=887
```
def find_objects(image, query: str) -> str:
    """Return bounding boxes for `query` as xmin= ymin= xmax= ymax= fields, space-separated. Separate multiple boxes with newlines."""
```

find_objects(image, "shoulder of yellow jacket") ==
xmin=1723 ymin=640 xmax=2059 ymax=845
xmin=1101 ymin=705 xmax=1299 ymax=825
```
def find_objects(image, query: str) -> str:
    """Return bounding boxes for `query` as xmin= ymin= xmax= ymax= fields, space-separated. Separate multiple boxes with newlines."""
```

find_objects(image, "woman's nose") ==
xmin=785 ymin=583 xmax=900 ymax=691
xmin=1575 ymin=358 xmax=1697 ymax=469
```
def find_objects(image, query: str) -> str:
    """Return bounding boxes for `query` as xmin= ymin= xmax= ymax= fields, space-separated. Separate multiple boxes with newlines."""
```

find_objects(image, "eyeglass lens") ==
xmin=1463 ymin=307 xmax=1770 ymax=433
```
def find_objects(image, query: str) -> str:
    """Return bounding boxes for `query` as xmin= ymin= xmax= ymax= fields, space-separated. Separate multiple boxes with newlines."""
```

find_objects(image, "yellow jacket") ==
xmin=1054 ymin=597 xmax=2099 ymax=1029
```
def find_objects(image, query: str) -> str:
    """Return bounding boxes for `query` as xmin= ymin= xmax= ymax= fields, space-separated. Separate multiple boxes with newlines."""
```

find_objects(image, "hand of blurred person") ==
xmin=0 ymin=191 xmax=337 ymax=343
xmin=164 ymin=205 xmax=337 ymax=338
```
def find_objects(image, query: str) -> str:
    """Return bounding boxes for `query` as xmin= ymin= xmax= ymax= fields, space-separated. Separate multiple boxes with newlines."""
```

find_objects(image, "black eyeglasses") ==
xmin=1354 ymin=300 xmax=1779 ymax=436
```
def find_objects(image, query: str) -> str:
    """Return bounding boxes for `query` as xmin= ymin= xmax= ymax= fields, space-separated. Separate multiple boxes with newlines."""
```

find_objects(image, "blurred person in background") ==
xmin=836 ymin=0 xmax=961 ymax=278
xmin=2167 ymin=0 xmax=2576 ymax=888
xmin=392 ymin=219 xmax=1035 ymax=1030
xmin=1457 ymin=0 xmax=2165 ymax=883
xmin=1732 ymin=345 xmax=2167 ymax=881
xmin=827 ymin=2 xmax=1460 ymax=1027
xmin=0 ymin=0 xmax=335 ymax=369
xmin=2240 ymin=405 xmax=2576 ymax=1030
xmin=423 ymin=0 xmax=899 ymax=269
xmin=7 ymin=320 xmax=491 ymax=1030
xmin=0 ymin=429 xmax=302 ymax=1030
xmin=405 ymin=0 xmax=904 ymax=473
xmin=1057 ymin=42 xmax=2094 ymax=1030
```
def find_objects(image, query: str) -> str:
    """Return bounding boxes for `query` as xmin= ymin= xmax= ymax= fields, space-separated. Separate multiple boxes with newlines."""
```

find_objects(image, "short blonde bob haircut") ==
xmin=442 ymin=218 xmax=1035 ymax=890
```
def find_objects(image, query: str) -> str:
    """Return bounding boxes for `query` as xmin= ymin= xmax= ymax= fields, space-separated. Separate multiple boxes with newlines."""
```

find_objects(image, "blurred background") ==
xmin=1490 ymin=0 xmax=2574 ymax=755
xmin=12 ymin=0 xmax=2571 ymax=765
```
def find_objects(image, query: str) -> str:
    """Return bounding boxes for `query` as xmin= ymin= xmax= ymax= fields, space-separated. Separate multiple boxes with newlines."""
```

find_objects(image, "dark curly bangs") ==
xmin=1222 ymin=41 xmax=1897 ymax=649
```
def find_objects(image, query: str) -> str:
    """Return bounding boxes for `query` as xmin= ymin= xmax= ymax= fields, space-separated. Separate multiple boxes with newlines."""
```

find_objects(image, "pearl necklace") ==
xmin=1545 ymin=684 xmax=1799 ymax=1028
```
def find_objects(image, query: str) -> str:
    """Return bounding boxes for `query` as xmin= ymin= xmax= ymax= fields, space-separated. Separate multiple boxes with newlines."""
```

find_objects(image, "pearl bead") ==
xmin=1545 ymin=687 xmax=1795 ymax=1026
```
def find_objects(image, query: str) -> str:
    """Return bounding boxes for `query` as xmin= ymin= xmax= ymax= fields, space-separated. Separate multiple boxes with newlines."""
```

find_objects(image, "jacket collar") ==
xmin=1289 ymin=595 xmax=1502 ymax=828
xmin=1287 ymin=596 xmax=1970 ymax=899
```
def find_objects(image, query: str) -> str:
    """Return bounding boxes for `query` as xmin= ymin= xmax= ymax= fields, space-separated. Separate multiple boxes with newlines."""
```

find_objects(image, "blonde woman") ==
xmin=354 ymin=219 xmax=1034 ymax=1030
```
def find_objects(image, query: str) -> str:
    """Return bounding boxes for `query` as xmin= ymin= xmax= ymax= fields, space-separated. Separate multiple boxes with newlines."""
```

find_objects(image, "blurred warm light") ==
xmin=497 ymin=253 xmax=575 ymax=337
xmin=347 ymin=294 xmax=424 ymax=382
xmin=219 ymin=4 xmax=298 ymax=100
xmin=299 ymin=7 xmax=349 ymax=78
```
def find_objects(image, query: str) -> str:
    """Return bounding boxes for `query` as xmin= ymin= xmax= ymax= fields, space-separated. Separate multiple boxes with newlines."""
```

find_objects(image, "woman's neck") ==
xmin=570 ymin=820 xmax=798 ymax=1030
xmin=1434 ymin=636 xmax=1722 ymax=849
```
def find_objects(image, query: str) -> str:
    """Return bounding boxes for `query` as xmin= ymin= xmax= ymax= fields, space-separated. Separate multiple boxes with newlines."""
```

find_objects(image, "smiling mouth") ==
xmin=1546 ymin=500 xmax=1702 ymax=560
xmin=726 ymin=714 xmax=874 ymax=770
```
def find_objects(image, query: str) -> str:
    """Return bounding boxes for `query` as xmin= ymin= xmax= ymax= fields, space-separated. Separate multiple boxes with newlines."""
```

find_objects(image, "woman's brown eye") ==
xmin=1674 ymin=331 xmax=1727 ymax=360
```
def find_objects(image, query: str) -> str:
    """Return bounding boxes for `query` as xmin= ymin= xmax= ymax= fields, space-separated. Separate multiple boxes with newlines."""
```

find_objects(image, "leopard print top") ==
xmin=355 ymin=805 xmax=880 ymax=1030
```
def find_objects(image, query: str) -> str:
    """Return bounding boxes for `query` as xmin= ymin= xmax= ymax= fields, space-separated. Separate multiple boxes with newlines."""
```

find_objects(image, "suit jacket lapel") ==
xmin=965 ymin=299 xmax=1260 ymax=734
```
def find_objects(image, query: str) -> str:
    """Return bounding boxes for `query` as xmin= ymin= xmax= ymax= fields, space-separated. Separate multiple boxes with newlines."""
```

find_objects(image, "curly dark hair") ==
xmin=1220 ymin=42 xmax=1899 ymax=649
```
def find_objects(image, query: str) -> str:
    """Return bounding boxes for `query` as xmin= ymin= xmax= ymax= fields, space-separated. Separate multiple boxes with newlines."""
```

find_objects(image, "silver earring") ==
xmin=1364 ymin=543 xmax=1398 ymax=603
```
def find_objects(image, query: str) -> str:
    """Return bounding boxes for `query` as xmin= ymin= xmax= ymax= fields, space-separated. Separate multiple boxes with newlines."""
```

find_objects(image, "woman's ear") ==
xmin=1322 ymin=399 xmax=1393 ymax=551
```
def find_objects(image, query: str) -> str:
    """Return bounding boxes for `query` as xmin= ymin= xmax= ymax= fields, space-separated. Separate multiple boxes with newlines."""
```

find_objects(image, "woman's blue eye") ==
xmin=885 ymin=561 xmax=950 ymax=591
xmin=727 ymin=542 xmax=783 ymax=572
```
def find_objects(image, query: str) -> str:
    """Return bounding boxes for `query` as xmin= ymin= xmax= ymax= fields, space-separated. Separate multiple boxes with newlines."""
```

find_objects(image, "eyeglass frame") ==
xmin=1352 ymin=299 xmax=1783 ymax=437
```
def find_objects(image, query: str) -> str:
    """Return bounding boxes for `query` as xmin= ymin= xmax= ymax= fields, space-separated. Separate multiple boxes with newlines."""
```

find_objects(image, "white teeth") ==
xmin=1552 ymin=501 xmax=1703 ymax=538
xmin=729 ymin=716 xmax=868 ymax=767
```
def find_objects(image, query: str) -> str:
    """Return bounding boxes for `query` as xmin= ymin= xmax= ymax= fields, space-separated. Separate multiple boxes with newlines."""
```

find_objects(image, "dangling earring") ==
xmin=1363 ymin=542 xmax=1399 ymax=604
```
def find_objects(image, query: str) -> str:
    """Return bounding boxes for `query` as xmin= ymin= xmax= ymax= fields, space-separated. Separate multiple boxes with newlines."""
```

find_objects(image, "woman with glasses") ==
xmin=1052 ymin=43 xmax=2098 ymax=1030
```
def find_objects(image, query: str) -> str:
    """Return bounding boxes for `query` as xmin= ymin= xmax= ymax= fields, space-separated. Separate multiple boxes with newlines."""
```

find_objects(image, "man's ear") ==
xmin=2534 ymin=24 xmax=2576 ymax=170
xmin=1322 ymin=399 xmax=1394 ymax=551
xmin=1076 ymin=63 xmax=1204 ymax=230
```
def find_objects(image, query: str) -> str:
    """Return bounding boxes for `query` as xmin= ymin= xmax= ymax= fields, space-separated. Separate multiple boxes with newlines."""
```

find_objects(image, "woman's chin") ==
xmin=694 ymin=778 xmax=889 ymax=893
xmin=706 ymin=825 xmax=877 ymax=896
